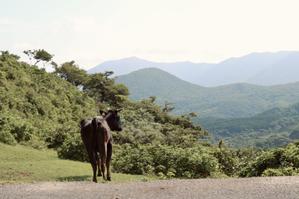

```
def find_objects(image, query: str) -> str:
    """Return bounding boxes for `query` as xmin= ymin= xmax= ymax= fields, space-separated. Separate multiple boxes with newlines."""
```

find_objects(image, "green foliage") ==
xmin=214 ymin=148 xmax=238 ymax=176
xmin=57 ymin=134 xmax=88 ymax=161
xmin=110 ymin=99 xmax=206 ymax=147
xmin=83 ymin=72 xmax=129 ymax=108
xmin=262 ymin=167 xmax=299 ymax=177
xmin=201 ymin=103 xmax=299 ymax=148
xmin=54 ymin=63 xmax=129 ymax=109
xmin=239 ymin=142 xmax=299 ymax=177
xmin=281 ymin=142 xmax=299 ymax=167
xmin=0 ymin=51 xmax=96 ymax=148
xmin=112 ymin=144 xmax=219 ymax=178
xmin=24 ymin=49 xmax=53 ymax=66
xmin=54 ymin=61 xmax=89 ymax=86
xmin=1 ymin=50 xmax=220 ymax=180
xmin=0 ymin=131 xmax=16 ymax=145
xmin=4 ymin=50 xmax=299 ymax=181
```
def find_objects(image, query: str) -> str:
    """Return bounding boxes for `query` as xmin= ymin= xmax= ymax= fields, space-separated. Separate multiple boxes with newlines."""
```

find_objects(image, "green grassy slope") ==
xmin=0 ymin=143 xmax=154 ymax=183
xmin=116 ymin=68 xmax=299 ymax=118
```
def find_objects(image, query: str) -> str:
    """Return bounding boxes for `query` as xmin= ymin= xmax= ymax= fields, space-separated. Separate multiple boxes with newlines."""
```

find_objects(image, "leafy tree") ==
xmin=24 ymin=49 xmax=53 ymax=66
xmin=54 ymin=61 xmax=89 ymax=87
xmin=84 ymin=72 xmax=129 ymax=108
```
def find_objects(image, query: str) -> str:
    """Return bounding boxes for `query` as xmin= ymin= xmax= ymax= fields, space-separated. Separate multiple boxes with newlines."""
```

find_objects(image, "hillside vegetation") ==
xmin=0 ymin=51 xmax=214 ymax=179
xmin=1 ymin=50 xmax=299 ymax=181
xmin=200 ymin=102 xmax=299 ymax=148
xmin=0 ymin=52 xmax=96 ymax=147
xmin=116 ymin=68 xmax=299 ymax=118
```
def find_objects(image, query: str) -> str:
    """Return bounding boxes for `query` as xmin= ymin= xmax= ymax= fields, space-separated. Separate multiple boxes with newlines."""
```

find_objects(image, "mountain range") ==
xmin=115 ymin=67 xmax=299 ymax=119
xmin=89 ymin=51 xmax=299 ymax=87
xmin=89 ymin=51 xmax=299 ymax=147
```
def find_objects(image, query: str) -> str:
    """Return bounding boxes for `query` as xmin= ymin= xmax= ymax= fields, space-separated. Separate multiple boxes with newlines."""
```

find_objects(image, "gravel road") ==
xmin=1 ymin=176 xmax=299 ymax=199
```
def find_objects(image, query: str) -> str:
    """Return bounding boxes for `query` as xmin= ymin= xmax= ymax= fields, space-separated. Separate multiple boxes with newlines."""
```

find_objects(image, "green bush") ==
xmin=282 ymin=142 xmax=299 ymax=167
xmin=239 ymin=149 xmax=283 ymax=177
xmin=57 ymin=134 xmax=88 ymax=161
xmin=262 ymin=167 xmax=299 ymax=176
xmin=0 ymin=130 xmax=16 ymax=145
xmin=112 ymin=144 xmax=154 ymax=175
xmin=214 ymin=148 xmax=238 ymax=176
xmin=112 ymin=144 xmax=219 ymax=178
xmin=238 ymin=143 xmax=299 ymax=177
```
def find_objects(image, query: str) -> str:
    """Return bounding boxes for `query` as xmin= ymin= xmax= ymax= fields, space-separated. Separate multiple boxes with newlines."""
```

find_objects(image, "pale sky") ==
xmin=1 ymin=0 xmax=299 ymax=69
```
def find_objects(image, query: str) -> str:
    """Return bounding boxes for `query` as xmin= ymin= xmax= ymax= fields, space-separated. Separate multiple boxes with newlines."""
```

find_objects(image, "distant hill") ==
xmin=116 ymin=68 xmax=299 ymax=118
xmin=88 ymin=56 xmax=211 ymax=85
xmin=89 ymin=51 xmax=299 ymax=86
xmin=199 ymin=102 xmax=299 ymax=148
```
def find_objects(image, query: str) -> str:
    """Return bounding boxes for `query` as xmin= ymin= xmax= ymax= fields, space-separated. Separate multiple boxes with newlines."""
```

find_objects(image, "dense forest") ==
xmin=200 ymin=103 xmax=299 ymax=148
xmin=1 ymin=50 xmax=299 ymax=178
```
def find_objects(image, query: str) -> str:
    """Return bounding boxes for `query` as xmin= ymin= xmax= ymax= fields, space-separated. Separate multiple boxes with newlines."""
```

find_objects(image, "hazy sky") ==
xmin=1 ymin=0 xmax=299 ymax=69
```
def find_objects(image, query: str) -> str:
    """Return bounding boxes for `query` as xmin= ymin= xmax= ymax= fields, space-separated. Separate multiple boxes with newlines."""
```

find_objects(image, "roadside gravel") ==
xmin=1 ymin=176 xmax=299 ymax=199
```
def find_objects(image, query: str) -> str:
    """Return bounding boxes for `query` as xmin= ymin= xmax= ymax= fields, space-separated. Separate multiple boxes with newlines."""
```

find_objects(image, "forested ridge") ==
xmin=1 ymin=50 xmax=299 ymax=179
xmin=200 ymin=102 xmax=299 ymax=148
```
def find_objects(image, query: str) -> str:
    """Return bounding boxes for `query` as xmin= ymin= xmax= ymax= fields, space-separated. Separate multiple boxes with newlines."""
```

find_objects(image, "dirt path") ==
xmin=1 ymin=176 xmax=299 ymax=199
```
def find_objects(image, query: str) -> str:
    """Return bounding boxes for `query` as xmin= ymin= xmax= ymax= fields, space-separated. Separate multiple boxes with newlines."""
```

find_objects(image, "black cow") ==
xmin=80 ymin=110 xmax=122 ymax=182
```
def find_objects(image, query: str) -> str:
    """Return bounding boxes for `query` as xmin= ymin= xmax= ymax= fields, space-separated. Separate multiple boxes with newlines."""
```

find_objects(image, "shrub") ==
xmin=262 ymin=167 xmax=299 ymax=176
xmin=214 ymin=148 xmax=238 ymax=176
xmin=112 ymin=144 xmax=219 ymax=178
xmin=282 ymin=142 xmax=299 ymax=167
xmin=57 ymin=134 xmax=88 ymax=161
xmin=239 ymin=149 xmax=283 ymax=177
xmin=112 ymin=144 xmax=154 ymax=175
xmin=0 ymin=130 xmax=16 ymax=145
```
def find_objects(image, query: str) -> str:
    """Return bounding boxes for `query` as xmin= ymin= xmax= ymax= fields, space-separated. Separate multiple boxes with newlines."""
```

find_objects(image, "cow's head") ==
xmin=103 ymin=109 xmax=123 ymax=132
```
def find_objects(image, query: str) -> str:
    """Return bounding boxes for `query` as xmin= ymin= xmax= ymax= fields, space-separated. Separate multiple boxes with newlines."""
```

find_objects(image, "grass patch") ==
xmin=0 ymin=143 xmax=155 ymax=184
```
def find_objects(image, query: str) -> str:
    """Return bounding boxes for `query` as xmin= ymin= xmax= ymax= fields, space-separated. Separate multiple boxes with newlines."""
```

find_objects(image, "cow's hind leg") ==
xmin=97 ymin=153 xmax=102 ymax=176
xmin=88 ymin=152 xmax=97 ymax=183
xmin=99 ymin=145 xmax=107 ymax=180
xmin=106 ymin=142 xmax=112 ymax=181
